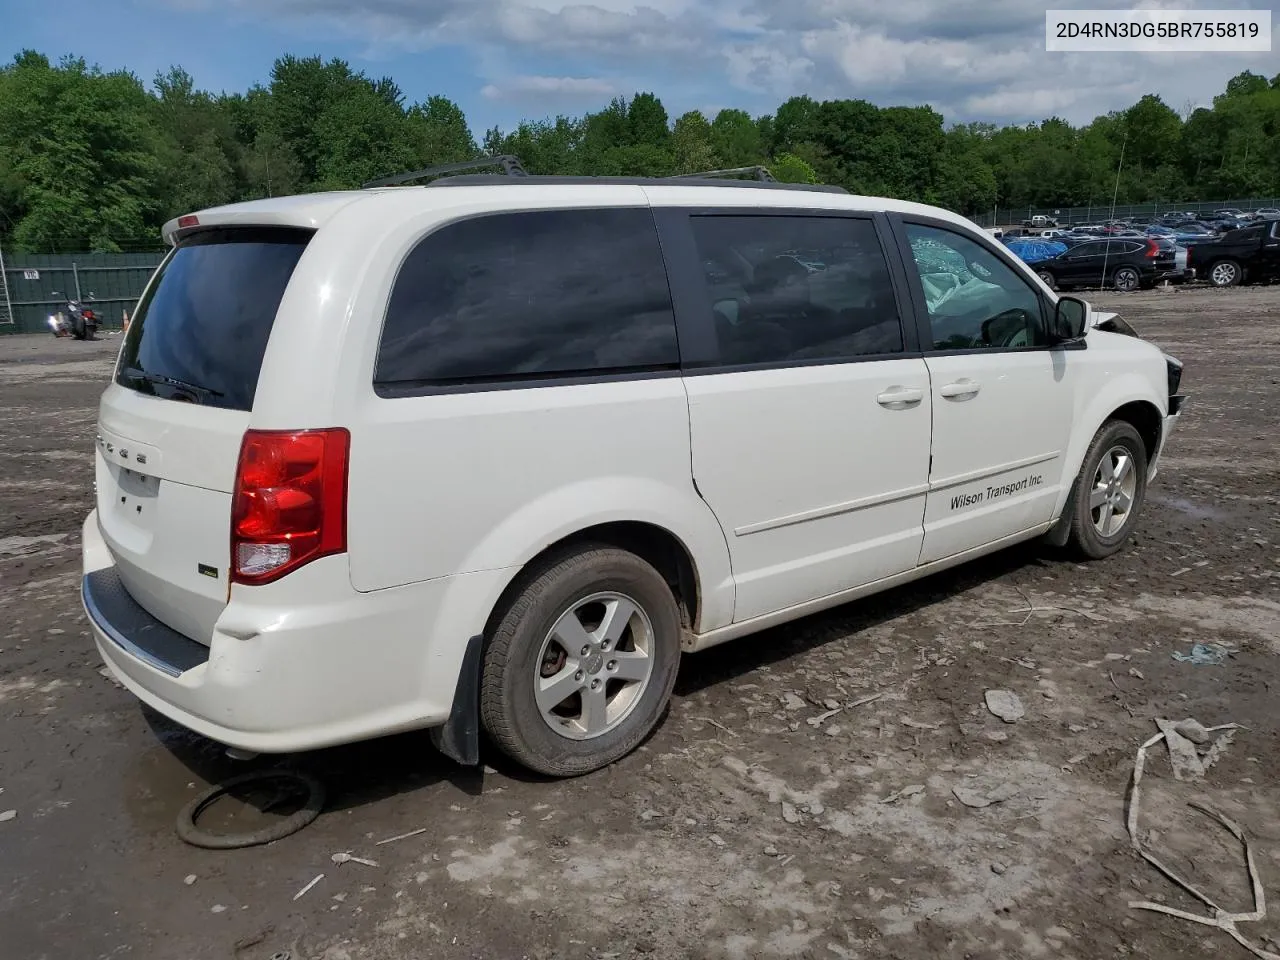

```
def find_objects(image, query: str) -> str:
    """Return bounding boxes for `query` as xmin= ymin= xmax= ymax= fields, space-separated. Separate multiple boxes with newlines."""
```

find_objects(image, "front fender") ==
xmin=1054 ymin=368 xmax=1165 ymax=520
xmin=458 ymin=476 xmax=736 ymax=634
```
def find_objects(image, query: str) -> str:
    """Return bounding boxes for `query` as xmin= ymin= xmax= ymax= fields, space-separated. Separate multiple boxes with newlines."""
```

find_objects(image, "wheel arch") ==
xmin=1045 ymin=394 xmax=1164 ymax=548
xmin=1054 ymin=371 xmax=1166 ymax=522
xmin=483 ymin=520 xmax=706 ymax=643
xmin=1107 ymin=399 xmax=1162 ymax=467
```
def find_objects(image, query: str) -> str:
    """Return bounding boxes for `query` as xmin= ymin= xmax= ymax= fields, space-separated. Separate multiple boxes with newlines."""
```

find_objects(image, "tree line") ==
xmin=1 ymin=49 xmax=1278 ymax=252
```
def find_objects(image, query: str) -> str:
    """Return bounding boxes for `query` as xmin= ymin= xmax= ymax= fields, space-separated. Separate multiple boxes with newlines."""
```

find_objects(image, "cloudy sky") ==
xmin=8 ymin=0 xmax=1278 ymax=133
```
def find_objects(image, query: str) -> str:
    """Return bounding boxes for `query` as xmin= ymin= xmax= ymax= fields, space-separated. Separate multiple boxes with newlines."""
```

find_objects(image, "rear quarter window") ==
xmin=114 ymin=227 xmax=312 ymax=411
xmin=374 ymin=207 xmax=678 ymax=392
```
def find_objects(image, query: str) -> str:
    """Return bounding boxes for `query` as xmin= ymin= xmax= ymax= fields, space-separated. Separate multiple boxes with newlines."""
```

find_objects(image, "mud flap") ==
xmin=1043 ymin=484 xmax=1077 ymax=548
xmin=429 ymin=635 xmax=483 ymax=766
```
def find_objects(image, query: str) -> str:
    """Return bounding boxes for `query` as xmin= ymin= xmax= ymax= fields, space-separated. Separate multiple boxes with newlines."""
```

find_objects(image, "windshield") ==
xmin=115 ymin=227 xmax=312 ymax=411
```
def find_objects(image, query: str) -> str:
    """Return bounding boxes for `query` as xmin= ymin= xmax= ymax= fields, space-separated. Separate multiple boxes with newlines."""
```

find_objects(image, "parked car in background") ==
xmin=1169 ymin=222 xmax=1217 ymax=244
xmin=1253 ymin=208 xmax=1280 ymax=220
xmin=1202 ymin=216 xmax=1247 ymax=233
xmin=1032 ymin=237 xmax=1187 ymax=292
xmin=1187 ymin=220 xmax=1280 ymax=287
xmin=1213 ymin=208 xmax=1246 ymax=220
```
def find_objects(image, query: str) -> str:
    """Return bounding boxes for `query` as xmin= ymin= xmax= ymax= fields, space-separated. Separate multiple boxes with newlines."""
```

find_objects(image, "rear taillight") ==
xmin=231 ymin=428 xmax=350 ymax=585
xmin=1144 ymin=239 xmax=1159 ymax=259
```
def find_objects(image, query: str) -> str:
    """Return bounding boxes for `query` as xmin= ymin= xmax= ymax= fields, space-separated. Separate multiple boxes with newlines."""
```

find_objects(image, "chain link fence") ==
xmin=972 ymin=198 xmax=1280 ymax=228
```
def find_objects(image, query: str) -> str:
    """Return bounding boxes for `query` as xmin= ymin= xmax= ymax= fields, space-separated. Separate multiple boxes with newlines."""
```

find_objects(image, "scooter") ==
xmin=47 ymin=291 xmax=100 ymax=341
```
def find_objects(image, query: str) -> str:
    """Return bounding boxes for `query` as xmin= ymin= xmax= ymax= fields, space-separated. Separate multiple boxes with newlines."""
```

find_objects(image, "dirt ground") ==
xmin=2 ymin=286 xmax=1278 ymax=960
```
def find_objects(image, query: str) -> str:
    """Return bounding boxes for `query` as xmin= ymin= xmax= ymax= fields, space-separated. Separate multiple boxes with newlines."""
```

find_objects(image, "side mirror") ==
xmin=1053 ymin=296 xmax=1089 ymax=342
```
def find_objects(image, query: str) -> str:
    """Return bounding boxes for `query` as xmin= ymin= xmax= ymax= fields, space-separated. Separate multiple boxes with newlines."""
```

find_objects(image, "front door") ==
xmin=659 ymin=208 xmax=933 ymax=623
xmin=895 ymin=218 xmax=1078 ymax=565
xmin=1057 ymin=240 xmax=1107 ymax=287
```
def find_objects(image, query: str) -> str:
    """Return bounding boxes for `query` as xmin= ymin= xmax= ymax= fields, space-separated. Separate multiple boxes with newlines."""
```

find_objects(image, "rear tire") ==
xmin=480 ymin=546 xmax=682 ymax=777
xmin=1036 ymin=269 xmax=1057 ymax=291
xmin=1208 ymin=259 xmax=1242 ymax=287
xmin=1067 ymin=420 xmax=1148 ymax=560
xmin=1112 ymin=266 xmax=1140 ymax=292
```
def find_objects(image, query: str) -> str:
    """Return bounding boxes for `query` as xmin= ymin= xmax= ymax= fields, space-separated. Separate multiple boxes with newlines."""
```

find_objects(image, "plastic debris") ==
xmin=1126 ymin=719 xmax=1276 ymax=959
xmin=293 ymin=874 xmax=325 ymax=900
xmin=1155 ymin=719 xmax=1204 ymax=781
xmin=184 ymin=874 xmax=197 ymax=886
xmin=1172 ymin=643 xmax=1229 ymax=665
xmin=984 ymin=690 xmax=1025 ymax=723
xmin=0 ymin=810 xmax=15 ymax=822
xmin=375 ymin=827 xmax=427 ymax=846
xmin=331 ymin=852 xmax=378 ymax=867
xmin=880 ymin=785 xmax=925 ymax=804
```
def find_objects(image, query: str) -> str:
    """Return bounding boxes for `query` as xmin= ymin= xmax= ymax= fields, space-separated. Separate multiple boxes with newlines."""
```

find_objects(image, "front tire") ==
xmin=1067 ymin=420 xmax=1148 ymax=560
xmin=480 ymin=546 xmax=682 ymax=777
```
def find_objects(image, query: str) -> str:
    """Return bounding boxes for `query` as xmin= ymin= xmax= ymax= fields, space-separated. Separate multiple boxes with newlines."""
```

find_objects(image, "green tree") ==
xmin=671 ymin=110 xmax=715 ymax=173
xmin=711 ymin=109 xmax=762 ymax=167
xmin=0 ymin=52 xmax=164 ymax=251
xmin=770 ymin=153 xmax=818 ymax=184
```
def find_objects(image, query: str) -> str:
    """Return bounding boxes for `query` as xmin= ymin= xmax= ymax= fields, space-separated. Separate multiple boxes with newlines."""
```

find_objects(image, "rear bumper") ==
xmin=82 ymin=510 xmax=510 ymax=753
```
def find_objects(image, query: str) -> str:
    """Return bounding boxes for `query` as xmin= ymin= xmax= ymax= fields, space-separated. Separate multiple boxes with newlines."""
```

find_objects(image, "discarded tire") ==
xmin=176 ymin=769 xmax=325 ymax=850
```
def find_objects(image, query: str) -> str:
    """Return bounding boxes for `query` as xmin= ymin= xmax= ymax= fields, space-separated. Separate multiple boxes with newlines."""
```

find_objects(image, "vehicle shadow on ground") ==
xmin=675 ymin=542 xmax=1052 ymax=696
xmin=139 ymin=542 xmax=1058 ymax=818
xmin=141 ymin=708 xmax=485 ymax=818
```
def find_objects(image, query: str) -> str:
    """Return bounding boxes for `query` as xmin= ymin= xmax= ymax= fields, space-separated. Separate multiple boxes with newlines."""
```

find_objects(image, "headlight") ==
xmin=1166 ymin=355 xmax=1183 ymax=397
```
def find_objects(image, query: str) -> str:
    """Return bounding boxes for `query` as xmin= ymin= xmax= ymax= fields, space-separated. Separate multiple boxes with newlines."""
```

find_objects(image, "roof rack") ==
xmin=667 ymin=165 xmax=777 ymax=183
xmin=423 ymin=174 xmax=847 ymax=194
xmin=362 ymin=155 xmax=528 ymax=188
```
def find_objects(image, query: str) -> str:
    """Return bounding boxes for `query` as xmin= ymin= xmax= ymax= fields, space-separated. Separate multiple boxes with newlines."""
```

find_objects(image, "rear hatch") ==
xmin=96 ymin=226 xmax=312 ymax=644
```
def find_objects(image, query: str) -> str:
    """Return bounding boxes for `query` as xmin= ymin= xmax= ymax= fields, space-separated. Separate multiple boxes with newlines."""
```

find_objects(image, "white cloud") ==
xmin=480 ymin=75 xmax=618 ymax=101
xmin=166 ymin=0 xmax=1280 ymax=124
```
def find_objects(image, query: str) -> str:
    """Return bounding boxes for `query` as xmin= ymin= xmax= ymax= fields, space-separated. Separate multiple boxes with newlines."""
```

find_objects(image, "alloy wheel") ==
xmin=533 ymin=592 xmax=655 ymax=740
xmin=1090 ymin=445 xmax=1138 ymax=537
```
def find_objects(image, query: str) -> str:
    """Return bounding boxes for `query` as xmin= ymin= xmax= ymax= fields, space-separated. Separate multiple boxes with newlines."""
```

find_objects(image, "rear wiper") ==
xmin=123 ymin=367 xmax=224 ymax=399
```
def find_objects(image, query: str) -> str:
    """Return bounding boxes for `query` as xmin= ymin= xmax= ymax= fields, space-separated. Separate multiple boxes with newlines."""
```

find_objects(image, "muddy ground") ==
xmin=2 ymin=286 xmax=1278 ymax=960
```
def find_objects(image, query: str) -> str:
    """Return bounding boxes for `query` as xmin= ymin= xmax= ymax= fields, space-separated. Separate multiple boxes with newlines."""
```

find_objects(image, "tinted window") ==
xmin=1067 ymin=242 xmax=1102 ymax=259
xmin=687 ymin=215 xmax=903 ymax=366
xmin=375 ymin=208 xmax=677 ymax=388
xmin=114 ymin=228 xmax=311 ymax=411
xmin=905 ymin=224 xmax=1044 ymax=351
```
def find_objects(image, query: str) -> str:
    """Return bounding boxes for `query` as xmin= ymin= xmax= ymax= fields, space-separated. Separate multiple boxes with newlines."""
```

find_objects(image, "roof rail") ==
xmin=421 ymin=174 xmax=847 ymax=194
xmin=668 ymin=165 xmax=778 ymax=183
xmin=362 ymin=155 xmax=528 ymax=188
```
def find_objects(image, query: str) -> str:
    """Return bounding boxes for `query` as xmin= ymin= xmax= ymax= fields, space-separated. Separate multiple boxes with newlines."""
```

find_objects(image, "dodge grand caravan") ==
xmin=82 ymin=163 xmax=1186 ymax=776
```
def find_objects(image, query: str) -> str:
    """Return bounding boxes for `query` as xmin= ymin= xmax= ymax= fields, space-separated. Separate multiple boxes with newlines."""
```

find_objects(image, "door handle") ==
xmin=876 ymin=386 xmax=924 ymax=410
xmin=940 ymin=379 xmax=981 ymax=400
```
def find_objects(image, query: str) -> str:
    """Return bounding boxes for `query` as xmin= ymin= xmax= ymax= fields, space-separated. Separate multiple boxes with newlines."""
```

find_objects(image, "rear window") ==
xmin=374 ymin=208 xmax=678 ymax=392
xmin=114 ymin=227 xmax=312 ymax=411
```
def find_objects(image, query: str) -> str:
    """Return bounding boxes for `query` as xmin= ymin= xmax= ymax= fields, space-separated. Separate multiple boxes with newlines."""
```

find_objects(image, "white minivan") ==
xmin=82 ymin=163 xmax=1185 ymax=776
